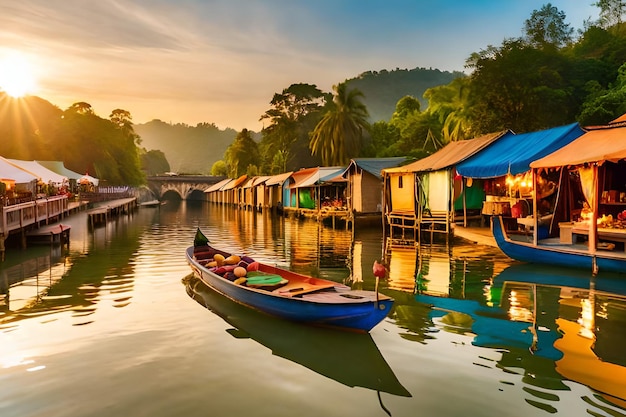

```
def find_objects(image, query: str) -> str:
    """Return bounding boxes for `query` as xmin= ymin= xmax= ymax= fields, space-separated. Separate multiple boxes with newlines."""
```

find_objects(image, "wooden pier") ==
xmin=26 ymin=223 xmax=71 ymax=246
xmin=87 ymin=198 xmax=137 ymax=228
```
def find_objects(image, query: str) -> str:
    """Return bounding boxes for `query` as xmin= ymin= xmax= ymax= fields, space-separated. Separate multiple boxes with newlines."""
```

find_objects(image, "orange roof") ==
xmin=531 ymin=123 xmax=626 ymax=168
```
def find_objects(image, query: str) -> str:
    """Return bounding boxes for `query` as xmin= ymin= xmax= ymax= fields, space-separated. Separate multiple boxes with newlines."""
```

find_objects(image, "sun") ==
xmin=0 ymin=52 xmax=37 ymax=98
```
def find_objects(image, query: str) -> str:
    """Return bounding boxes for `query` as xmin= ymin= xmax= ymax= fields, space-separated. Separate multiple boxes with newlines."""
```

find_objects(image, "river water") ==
xmin=1 ymin=200 xmax=626 ymax=417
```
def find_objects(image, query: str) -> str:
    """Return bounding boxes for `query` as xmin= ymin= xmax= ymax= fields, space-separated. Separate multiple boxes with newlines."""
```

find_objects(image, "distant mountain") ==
xmin=134 ymin=120 xmax=247 ymax=175
xmin=346 ymin=67 xmax=465 ymax=122
xmin=135 ymin=67 xmax=463 ymax=174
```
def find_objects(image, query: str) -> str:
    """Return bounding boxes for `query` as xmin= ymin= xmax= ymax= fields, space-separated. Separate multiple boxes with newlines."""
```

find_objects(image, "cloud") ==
xmin=0 ymin=0 xmax=599 ymax=130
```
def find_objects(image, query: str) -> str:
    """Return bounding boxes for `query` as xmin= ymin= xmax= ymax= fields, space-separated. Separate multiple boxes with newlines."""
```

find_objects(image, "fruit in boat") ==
xmin=247 ymin=261 xmax=259 ymax=272
xmin=234 ymin=266 xmax=247 ymax=277
xmin=225 ymin=255 xmax=241 ymax=265
xmin=213 ymin=253 xmax=225 ymax=266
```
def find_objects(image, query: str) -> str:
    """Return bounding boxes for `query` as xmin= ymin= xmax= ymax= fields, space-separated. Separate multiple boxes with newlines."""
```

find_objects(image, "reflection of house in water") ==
xmin=415 ymin=263 xmax=626 ymax=413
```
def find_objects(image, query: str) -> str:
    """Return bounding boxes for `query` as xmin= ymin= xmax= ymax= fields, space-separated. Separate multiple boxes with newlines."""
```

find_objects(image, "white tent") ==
xmin=0 ymin=156 xmax=38 ymax=184
xmin=36 ymin=161 xmax=82 ymax=181
xmin=79 ymin=174 xmax=99 ymax=186
xmin=5 ymin=159 xmax=68 ymax=185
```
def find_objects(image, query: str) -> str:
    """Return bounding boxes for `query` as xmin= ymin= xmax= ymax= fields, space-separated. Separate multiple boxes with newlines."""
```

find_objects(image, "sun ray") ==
xmin=0 ymin=51 xmax=37 ymax=98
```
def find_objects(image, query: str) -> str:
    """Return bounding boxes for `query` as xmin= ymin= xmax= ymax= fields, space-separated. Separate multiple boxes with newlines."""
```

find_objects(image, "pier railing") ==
xmin=1 ymin=195 xmax=69 ymax=236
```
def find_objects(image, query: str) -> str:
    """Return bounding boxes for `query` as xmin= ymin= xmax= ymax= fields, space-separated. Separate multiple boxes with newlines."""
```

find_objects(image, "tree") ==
xmin=211 ymin=160 xmax=228 ymax=176
xmin=309 ymin=83 xmax=369 ymax=166
xmin=523 ymin=3 xmax=574 ymax=48
xmin=423 ymin=77 xmax=473 ymax=142
xmin=66 ymin=102 xmax=94 ymax=115
xmin=259 ymin=83 xmax=328 ymax=172
xmin=141 ymin=149 xmax=170 ymax=176
xmin=224 ymin=129 xmax=261 ymax=177
xmin=466 ymin=39 xmax=575 ymax=133
xmin=578 ymin=62 xmax=626 ymax=125
xmin=110 ymin=108 xmax=141 ymax=146
xmin=361 ymin=121 xmax=401 ymax=157
xmin=593 ymin=0 xmax=626 ymax=28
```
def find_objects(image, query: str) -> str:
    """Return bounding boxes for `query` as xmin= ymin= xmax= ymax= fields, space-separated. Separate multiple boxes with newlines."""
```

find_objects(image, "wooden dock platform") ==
xmin=86 ymin=197 xmax=137 ymax=227
xmin=26 ymin=223 xmax=71 ymax=246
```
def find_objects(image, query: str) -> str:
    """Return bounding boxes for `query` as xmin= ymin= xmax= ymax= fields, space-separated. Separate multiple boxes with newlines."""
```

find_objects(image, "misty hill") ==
xmin=134 ymin=120 xmax=243 ymax=175
xmin=134 ymin=67 xmax=463 ymax=174
xmin=346 ymin=67 xmax=465 ymax=122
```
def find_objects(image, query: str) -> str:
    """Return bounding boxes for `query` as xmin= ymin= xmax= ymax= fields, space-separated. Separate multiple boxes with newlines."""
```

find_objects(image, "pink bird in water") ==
xmin=373 ymin=260 xmax=387 ymax=279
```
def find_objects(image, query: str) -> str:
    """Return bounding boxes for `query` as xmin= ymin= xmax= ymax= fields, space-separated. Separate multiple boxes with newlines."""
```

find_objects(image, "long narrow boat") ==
xmin=185 ymin=230 xmax=394 ymax=332
xmin=183 ymin=275 xmax=411 ymax=399
xmin=492 ymin=216 xmax=626 ymax=273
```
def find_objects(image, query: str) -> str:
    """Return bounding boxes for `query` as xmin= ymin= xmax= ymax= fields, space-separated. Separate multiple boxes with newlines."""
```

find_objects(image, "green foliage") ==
xmin=578 ymin=62 xmax=626 ymax=125
xmin=224 ymin=129 xmax=261 ymax=177
xmin=309 ymin=83 xmax=369 ymax=166
xmin=523 ymin=3 xmax=574 ymax=48
xmin=259 ymin=83 xmax=327 ymax=172
xmin=141 ymin=149 xmax=170 ymax=176
xmin=0 ymin=94 xmax=145 ymax=186
xmin=424 ymin=77 xmax=473 ymax=141
xmin=361 ymin=121 xmax=401 ymax=157
xmin=466 ymin=39 xmax=576 ymax=133
xmin=210 ymin=160 xmax=228 ymax=176
xmin=593 ymin=0 xmax=626 ymax=28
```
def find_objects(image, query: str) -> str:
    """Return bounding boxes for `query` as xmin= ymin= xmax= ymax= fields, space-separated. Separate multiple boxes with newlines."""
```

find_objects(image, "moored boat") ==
xmin=183 ymin=274 xmax=411 ymax=398
xmin=492 ymin=216 xmax=626 ymax=273
xmin=185 ymin=229 xmax=394 ymax=332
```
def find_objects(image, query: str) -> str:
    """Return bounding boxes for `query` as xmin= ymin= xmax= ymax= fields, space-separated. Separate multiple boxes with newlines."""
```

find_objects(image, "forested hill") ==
xmin=134 ymin=120 xmax=243 ymax=175
xmin=346 ymin=67 xmax=465 ymax=122
xmin=135 ymin=67 xmax=463 ymax=174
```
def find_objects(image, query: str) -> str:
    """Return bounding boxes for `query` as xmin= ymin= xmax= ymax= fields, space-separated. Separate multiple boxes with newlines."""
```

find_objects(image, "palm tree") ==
xmin=309 ymin=83 xmax=369 ymax=166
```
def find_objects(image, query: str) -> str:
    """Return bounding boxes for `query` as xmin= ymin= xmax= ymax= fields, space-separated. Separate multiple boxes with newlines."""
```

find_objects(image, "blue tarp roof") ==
xmin=455 ymin=123 xmax=585 ymax=178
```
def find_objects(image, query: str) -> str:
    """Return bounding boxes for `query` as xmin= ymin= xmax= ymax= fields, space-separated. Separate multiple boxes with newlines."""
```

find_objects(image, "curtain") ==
xmin=578 ymin=166 xmax=595 ymax=207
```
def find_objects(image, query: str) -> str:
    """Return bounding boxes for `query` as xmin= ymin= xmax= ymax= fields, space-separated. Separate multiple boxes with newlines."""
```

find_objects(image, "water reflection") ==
xmin=412 ymin=261 xmax=626 ymax=414
xmin=183 ymin=274 xmax=411 ymax=410
xmin=2 ymin=201 xmax=626 ymax=417
xmin=0 ymin=209 xmax=153 ymax=328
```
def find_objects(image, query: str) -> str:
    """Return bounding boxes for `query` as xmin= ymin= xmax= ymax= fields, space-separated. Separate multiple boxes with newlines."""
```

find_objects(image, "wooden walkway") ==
xmin=26 ymin=223 xmax=71 ymax=246
xmin=454 ymin=225 xmax=497 ymax=247
xmin=86 ymin=198 xmax=137 ymax=227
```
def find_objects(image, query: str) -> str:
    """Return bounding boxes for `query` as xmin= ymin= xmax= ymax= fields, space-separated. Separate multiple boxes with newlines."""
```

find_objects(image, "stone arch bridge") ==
xmin=146 ymin=175 xmax=226 ymax=200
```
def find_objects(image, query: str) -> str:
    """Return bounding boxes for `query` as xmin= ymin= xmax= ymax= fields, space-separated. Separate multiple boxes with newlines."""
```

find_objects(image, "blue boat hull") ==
xmin=186 ymin=247 xmax=393 ymax=332
xmin=491 ymin=216 xmax=626 ymax=274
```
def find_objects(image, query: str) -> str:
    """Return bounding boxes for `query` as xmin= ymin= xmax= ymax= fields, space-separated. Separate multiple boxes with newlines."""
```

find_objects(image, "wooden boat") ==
xmin=183 ymin=274 xmax=411 ymax=400
xmin=492 ymin=216 xmax=626 ymax=273
xmin=139 ymin=199 xmax=161 ymax=207
xmin=185 ymin=229 xmax=394 ymax=332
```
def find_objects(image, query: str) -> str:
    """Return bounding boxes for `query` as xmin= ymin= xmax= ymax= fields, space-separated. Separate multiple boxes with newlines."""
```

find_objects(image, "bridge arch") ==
xmin=146 ymin=175 xmax=227 ymax=201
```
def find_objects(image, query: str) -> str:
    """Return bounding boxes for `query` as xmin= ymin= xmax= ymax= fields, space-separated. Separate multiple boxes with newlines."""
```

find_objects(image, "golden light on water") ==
xmin=0 ymin=51 xmax=37 ymax=98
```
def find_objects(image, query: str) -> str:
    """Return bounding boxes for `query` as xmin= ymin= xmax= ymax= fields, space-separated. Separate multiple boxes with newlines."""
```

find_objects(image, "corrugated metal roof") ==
xmin=222 ymin=175 xmax=248 ymax=190
xmin=287 ymin=167 xmax=318 ymax=188
xmin=205 ymin=178 xmax=233 ymax=192
xmin=265 ymin=171 xmax=293 ymax=186
xmin=456 ymin=123 xmax=585 ymax=178
xmin=344 ymin=157 xmax=408 ymax=179
xmin=294 ymin=167 xmax=346 ymax=188
xmin=531 ymin=122 xmax=626 ymax=168
xmin=252 ymin=176 xmax=271 ymax=186
xmin=383 ymin=131 xmax=506 ymax=174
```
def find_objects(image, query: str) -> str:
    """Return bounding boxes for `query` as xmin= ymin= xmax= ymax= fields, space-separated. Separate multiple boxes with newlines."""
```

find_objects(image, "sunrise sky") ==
xmin=0 ymin=0 xmax=598 ymax=131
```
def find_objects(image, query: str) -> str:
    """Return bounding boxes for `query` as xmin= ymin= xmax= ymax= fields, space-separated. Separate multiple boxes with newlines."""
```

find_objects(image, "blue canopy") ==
xmin=456 ymin=123 xmax=585 ymax=178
